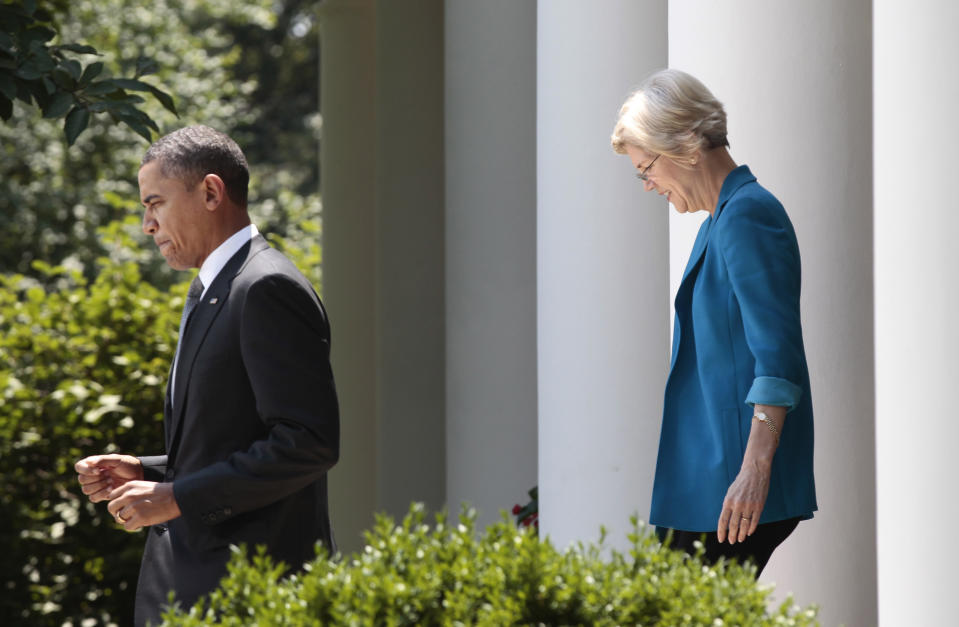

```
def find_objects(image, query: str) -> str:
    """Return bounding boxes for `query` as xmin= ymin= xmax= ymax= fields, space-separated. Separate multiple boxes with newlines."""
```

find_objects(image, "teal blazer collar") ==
xmin=714 ymin=165 xmax=757 ymax=219
xmin=680 ymin=165 xmax=758 ymax=283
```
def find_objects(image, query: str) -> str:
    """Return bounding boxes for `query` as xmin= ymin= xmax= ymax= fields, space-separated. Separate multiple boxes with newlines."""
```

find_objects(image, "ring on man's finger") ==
xmin=115 ymin=512 xmax=128 ymax=524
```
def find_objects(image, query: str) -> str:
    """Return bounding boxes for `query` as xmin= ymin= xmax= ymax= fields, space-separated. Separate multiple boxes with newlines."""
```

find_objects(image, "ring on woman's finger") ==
xmin=741 ymin=515 xmax=751 ymax=521
xmin=115 ymin=512 xmax=128 ymax=524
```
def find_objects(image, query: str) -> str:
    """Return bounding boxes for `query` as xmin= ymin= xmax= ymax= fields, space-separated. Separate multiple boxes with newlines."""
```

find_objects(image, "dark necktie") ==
xmin=171 ymin=276 xmax=203 ymax=401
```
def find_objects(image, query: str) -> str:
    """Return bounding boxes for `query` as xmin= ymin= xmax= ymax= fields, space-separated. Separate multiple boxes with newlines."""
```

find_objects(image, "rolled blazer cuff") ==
xmin=746 ymin=376 xmax=803 ymax=412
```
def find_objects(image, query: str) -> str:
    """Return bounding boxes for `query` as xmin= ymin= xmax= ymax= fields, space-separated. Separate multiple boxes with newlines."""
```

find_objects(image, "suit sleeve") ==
xmin=172 ymin=273 xmax=339 ymax=523
xmin=716 ymin=196 xmax=806 ymax=411
xmin=138 ymin=455 xmax=168 ymax=482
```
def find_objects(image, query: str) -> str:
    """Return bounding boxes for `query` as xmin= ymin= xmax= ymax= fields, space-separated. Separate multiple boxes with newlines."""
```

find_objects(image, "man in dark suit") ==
xmin=75 ymin=125 xmax=339 ymax=626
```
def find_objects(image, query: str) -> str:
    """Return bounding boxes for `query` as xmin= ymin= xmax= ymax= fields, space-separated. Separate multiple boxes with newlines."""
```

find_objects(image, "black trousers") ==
xmin=655 ymin=517 xmax=800 ymax=577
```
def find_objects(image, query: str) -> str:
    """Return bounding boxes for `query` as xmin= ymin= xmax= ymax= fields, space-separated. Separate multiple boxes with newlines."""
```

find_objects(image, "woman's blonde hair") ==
xmin=611 ymin=69 xmax=728 ymax=161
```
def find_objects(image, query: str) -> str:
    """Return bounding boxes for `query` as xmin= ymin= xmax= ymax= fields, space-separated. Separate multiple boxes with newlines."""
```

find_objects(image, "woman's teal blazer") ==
xmin=650 ymin=165 xmax=817 ymax=532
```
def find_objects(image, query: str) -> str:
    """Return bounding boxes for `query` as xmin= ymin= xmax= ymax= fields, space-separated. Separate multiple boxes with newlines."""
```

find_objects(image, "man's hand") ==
xmin=107 ymin=481 xmax=182 ymax=531
xmin=76 ymin=454 xmax=143 ymax=503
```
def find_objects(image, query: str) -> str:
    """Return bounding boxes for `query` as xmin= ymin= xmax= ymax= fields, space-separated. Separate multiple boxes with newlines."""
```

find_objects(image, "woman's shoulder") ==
xmin=725 ymin=174 xmax=786 ymax=216
xmin=717 ymin=175 xmax=793 ymax=236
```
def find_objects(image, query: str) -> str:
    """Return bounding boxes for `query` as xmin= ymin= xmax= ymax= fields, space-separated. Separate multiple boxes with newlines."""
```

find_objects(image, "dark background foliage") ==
xmin=0 ymin=0 xmax=321 ymax=624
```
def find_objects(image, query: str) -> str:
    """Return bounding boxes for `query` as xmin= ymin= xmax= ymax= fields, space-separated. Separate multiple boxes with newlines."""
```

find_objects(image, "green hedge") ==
xmin=0 ymin=254 xmax=183 ymax=625
xmin=161 ymin=504 xmax=819 ymax=626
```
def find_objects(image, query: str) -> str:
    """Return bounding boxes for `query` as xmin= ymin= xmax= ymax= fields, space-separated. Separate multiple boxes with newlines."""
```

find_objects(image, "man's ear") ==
xmin=201 ymin=174 xmax=227 ymax=211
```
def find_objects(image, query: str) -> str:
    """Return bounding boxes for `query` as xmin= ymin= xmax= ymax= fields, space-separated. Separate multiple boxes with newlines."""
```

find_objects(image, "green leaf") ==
xmin=82 ymin=79 xmax=119 ymax=97
xmin=79 ymin=61 xmax=103 ymax=85
xmin=32 ymin=49 xmax=56 ymax=72
xmin=121 ymin=118 xmax=153 ymax=143
xmin=63 ymin=59 xmax=82 ymax=80
xmin=0 ymin=31 xmax=13 ymax=52
xmin=51 ymin=67 xmax=75 ymax=90
xmin=16 ymin=62 xmax=41 ymax=80
xmin=111 ymin=78 xmax=177 ymax=115
xmin=0 ymin=93 xmax=12 ymax=121
xmin=134 ymin=56 xmax=158 ymax=78
xmin=43 ymin=91 xmax=73 ymax=119
xmin=110 ymin=78 xmax=155 ymax=93
xmin=56 ymin=43 xmax=99 ymax=56
xmin=0 ymin=72 xmax=15 ymax=100
xmin=110 ymin=102 xmax=158 ymax=132
xmin=14 ymin=77 xmax=32 ymax=103
xmin=22 ymin=25 xmax=55 ymax=45
xmin=147 ymin=85 xmax=177 ymax=116
xmin=0 ymin=7 xmax=31 ymax=34
xmin=64 ymin=106 xmax=90 ymax=145
xmin=41 ymin=75 xmax=55 ymax=94
xmin=21 ymin=0 xmax=37 ymax=18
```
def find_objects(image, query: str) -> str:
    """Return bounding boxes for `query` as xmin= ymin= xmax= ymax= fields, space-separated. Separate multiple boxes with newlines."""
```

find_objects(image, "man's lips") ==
xmin=156 ymin=240 xmax=171 ymax=251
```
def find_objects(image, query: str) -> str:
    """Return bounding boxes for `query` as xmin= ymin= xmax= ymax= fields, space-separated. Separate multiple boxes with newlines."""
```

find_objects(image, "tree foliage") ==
xmin=0 ymin=0 xmax=321 ymax=288
xmin=0 ymin=0 xmax=176 ymax=144
xmin=160 ymin=504 xmax=820 ymax=626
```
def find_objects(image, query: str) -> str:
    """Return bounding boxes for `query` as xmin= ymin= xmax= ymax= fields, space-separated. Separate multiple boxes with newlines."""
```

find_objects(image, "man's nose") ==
xmin=142 ymin=211 xmax=157 ymax=235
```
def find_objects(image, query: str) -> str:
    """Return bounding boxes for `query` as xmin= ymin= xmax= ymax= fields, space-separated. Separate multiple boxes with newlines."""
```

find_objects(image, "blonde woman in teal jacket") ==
xmin=611 ymin=69 xmax=816 ymax=576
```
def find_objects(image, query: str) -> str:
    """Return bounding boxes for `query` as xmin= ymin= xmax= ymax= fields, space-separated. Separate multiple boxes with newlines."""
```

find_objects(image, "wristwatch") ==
xmin=753 ymin=411 xmax=780 ymax=444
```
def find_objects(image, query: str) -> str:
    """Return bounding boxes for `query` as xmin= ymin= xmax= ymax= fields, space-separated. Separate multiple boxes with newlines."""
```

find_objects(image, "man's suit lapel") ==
xmin=166 ymin=235 xmax=270 ymax=459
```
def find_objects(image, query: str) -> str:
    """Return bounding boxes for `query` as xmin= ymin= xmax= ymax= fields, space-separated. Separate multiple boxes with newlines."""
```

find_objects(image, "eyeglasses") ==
xmin=635 ymin=154 xmax=660 ymax=182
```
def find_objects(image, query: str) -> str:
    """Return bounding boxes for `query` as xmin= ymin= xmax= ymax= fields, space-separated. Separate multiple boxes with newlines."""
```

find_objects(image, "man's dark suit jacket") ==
xmin=133 ymin=235 xmax=338 ymax=626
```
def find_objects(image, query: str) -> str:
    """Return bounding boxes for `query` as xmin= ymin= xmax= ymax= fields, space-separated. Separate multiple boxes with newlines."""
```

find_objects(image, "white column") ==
xmin=374 ymin=0 xmax=446 ymax=521
xmin=537 ymin=0 xmax=669 ymax=549
xmin=669 ymin=2 xmax=875 ymax=624
xmin=445 ymin=0 xmax=539 ymax=528
xmin=318 ymin=0 xmax=378 ymax=553
xmin=875 ymin=2 xmax=959 ymax=624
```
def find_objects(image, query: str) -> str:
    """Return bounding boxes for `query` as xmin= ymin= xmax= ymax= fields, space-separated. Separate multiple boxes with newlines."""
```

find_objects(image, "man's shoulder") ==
xmin=230 ymin=244 xmax=323 ymax=310
xmin=233 ymin=243 xmax=308 ymax=286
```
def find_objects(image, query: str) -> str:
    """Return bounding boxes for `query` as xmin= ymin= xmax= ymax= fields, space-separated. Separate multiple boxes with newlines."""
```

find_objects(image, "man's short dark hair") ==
xmin=142 ymin=125 xmax=250 ymax=207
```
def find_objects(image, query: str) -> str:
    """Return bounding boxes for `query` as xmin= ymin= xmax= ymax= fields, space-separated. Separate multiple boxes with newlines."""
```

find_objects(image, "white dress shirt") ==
xmin=172 ymin=224 xmax=258 ymax=398
xmin=197 ymin=223 xmax=259 ymax=299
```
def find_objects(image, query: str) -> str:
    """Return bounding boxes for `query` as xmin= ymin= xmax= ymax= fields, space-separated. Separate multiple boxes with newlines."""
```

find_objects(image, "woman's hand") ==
xmin=717 ymin=460 xmax=771 ymax=543
xmin=717 ymin=404 xmax=785 ymax=543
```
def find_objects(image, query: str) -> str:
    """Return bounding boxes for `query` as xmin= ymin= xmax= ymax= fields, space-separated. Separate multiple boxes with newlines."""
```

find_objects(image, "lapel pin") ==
xmin=209 ymin=297 xmax=218 ymax=304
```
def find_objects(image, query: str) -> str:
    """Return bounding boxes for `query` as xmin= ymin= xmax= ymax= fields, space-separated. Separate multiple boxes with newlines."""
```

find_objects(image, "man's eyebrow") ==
xmin=142 ymin=193 xmax=160 ymax=205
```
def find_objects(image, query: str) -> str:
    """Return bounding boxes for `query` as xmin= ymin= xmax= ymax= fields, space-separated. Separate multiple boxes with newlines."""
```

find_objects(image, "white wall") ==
xmin=669 ymin=2 xmax=876 ymax=624
xmin=874 ymin=1 xmax=959 ymax=624
xmin=445 ymin=0 xmax=539 ymax=527
xmin=537 ymin=0 xmax=669 ymax=550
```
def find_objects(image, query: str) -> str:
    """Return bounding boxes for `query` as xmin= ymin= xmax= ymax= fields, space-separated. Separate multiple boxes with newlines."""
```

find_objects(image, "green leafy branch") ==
xmin=0 ymin=0 xmax=176 ymax=144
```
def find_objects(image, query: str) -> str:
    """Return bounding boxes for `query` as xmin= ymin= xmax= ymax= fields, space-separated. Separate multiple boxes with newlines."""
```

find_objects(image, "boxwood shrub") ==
xmin=0 ymin=256 xmax=183 ymax=626
xmin=161 ymin=504 xmax=818 ymax=626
